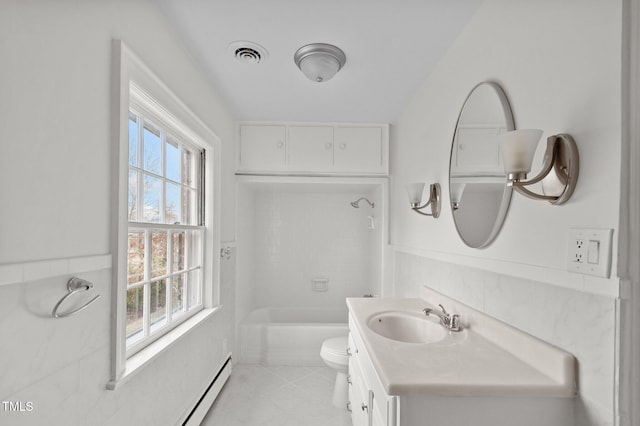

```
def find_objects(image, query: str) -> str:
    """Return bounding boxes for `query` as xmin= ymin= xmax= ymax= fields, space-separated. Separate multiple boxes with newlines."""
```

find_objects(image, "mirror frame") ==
xmin=449 ymin=81 xmax=515 ymax=248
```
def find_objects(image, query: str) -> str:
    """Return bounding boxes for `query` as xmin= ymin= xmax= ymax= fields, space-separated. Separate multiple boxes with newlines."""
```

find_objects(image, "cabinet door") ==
xmin=237 ymin=125 xmax=286 ymax=172
xmin=334 ymin=127 xmax=385 ymax=174
xmin=370 ymin=391 xmax=386 ymax=426
xmin=288 ymin=126 xmax=334 ymax=172
xmin=349 ymin=359 xmax=369 ymax=426
xmin=451 ymin=126 xmax=505 ymax=176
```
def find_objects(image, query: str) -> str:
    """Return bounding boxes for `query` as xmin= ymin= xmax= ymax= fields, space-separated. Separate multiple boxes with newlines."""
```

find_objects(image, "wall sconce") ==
xmin=450 ymin=183 xmax=466 ymax=211
xmin=499 ymin=129 xmax=579 ymax=205
xmin=405 ymin=182 xmax=441 ymax=218
xmin=294 ymin=43 xmax=346 ymax=83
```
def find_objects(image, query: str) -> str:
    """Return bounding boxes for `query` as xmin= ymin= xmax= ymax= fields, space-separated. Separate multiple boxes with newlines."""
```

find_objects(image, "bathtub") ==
xmin=238 ymin=307 xmax=349 ymax=366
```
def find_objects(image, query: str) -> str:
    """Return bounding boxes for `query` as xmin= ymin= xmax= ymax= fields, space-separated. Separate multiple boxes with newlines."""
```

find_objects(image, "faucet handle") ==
xmin=438 ymin=304 xmax=448 ymax=315
xmin=450 ymin=314 xmax=461 ymax=331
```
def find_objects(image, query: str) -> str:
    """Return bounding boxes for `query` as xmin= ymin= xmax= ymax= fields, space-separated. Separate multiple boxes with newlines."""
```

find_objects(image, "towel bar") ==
xmin=52 ymin=277 xmax=100 ymax=318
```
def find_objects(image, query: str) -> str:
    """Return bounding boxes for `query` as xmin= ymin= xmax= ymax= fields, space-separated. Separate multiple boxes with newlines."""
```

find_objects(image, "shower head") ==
xmin=350 ymin=197 xmax=374 ymax=209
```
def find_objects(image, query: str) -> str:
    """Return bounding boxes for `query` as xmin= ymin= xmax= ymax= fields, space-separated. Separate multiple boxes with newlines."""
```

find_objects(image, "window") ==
xmin=125 ymin=112 xmax=205 ymax=353
xmin=110 ymin=43 xmax=221 ymax=388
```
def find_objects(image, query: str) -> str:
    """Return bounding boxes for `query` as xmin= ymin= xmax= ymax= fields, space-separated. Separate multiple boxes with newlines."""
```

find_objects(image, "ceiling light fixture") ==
xmin=294 ymin=43 xmax=346 ymax=83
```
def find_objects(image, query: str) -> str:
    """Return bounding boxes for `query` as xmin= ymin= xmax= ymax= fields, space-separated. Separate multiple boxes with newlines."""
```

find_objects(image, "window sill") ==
xmin=106 ymin=306 xmax=222 ymax=391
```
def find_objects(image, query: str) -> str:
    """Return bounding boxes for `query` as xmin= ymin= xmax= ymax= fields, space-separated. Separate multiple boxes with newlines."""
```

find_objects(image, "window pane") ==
xmin=165 ymin=182 xmax=181 ymax=224
xmin=128 ymin=169 xmax=138 ymax=221
xmin=151 ymin=231 xmax=167 ymax=279
xmin=126 ymin=286 xmax=144 ymax=346
xmin=172 ymin=274 xmax=185 ymax=315
xmin=150 ymin=280 xmax=167 ymax=331
xmin=183 ymin=188 xmax=195 ymax=225
xmin=187 ymin=269 xmax=201 ymax=309
xmin=143 ymin=124 xmax=162 ymax=175
xmin=172 ymin=231 xmax=186 ymax=272
xmin=182 ymin=149 xmax=196 ymax=188
xmin=166 ymin=138 xmax=180 ymax=182
xmin=127 ymin=231 xmax=145 ymax=285
xmin=128 ymin=115 xmax=139 ymax=167
xmin=143 ymin=174 xmax=162 ymax=222
xmin=188 ymin=229 xmax=203 ymax=269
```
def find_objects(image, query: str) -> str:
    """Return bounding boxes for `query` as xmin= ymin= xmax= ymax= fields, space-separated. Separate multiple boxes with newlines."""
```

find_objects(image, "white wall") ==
xmin=390 ymin=1 xmax=621 ymax=425
xmin=0 ymin=1 xmax=236 ymax=425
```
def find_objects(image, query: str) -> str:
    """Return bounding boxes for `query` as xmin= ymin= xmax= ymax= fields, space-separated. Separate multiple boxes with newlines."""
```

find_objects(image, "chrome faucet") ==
xmin=423 ymin=304 xmax=461 ymax=332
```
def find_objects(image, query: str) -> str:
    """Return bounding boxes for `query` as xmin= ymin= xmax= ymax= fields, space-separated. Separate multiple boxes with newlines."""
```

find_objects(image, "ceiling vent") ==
xmin=228 ymin=41 xmax=269 ymax=64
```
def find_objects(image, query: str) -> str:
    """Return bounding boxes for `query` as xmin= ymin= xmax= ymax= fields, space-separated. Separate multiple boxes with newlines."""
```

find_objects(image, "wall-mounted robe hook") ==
xmin=52 ymin=277 xmax=100 ymax=318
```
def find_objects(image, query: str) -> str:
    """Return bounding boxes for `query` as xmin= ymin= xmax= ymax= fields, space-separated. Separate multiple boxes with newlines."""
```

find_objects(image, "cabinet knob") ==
xmin=346 ymin=401 xmax=352 ymax=412
xmin=339 ymin=143 xmax=347 ymax=149
xmin=347 ymin=374 xmax=352 ymax=385
xmin=276 ymin=141 xmax=284 ymax=148
xmin=325 ymin=142 xmax=333 ymax=149
xmin=346 ymin=347 xmax=352 ymax=356
xmin=361 ymin=403 xmax=368 ymax=412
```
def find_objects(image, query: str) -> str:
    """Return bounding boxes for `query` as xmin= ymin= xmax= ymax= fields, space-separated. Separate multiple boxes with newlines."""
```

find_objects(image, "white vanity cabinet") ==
xmin=348 ymin=318 xmax=397 ymax=426
xmin=346 ymin=295 xmax=576 ymax=426
xmin=236 ymin=122 xmax=388 ymax=175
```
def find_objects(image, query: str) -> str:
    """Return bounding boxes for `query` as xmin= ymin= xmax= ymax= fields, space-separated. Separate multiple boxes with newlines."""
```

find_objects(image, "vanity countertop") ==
xmin=346 ymin=292 xmax=576 ymax=398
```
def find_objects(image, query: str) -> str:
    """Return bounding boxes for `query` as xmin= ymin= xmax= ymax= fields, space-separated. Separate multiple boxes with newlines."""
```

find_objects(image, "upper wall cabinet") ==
xmin=237 ymin=122 xmax=389 ymax=176
xmin=237 ymin=124 xmax=287 ymax=172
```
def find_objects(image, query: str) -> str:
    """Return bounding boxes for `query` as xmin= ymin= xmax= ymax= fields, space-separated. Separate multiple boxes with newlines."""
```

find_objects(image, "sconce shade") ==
xmin=294 ymin=43 xmax=346 ymax=83
xmin=499 ymin=129 xmax=543 ymax=175
xmin=450 ymin=183 xmax=467 ymax=205
xmin=405 ymin=182 xmax=440 ymax=218
xmin=405 ymin=182 xmax=426 ymax=206
xmin=499 ymin=129 xmax=579 ymax=205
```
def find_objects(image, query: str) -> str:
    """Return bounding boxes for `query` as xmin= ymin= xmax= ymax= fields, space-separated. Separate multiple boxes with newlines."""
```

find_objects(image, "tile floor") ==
xmin=200 ymin=363 xmax=352 ymax=426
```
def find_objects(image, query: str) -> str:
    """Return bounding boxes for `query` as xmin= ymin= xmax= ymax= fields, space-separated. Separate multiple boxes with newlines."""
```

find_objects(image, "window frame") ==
xmin=125 ymin=110 xmax=206 ymax=356
xmin=110 ymin=41 xmax=221 ymax=387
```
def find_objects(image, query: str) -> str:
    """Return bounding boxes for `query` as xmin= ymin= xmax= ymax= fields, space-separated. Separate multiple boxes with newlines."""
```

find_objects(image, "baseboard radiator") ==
xmin=181 ymin=355 xmax=232 ymax=426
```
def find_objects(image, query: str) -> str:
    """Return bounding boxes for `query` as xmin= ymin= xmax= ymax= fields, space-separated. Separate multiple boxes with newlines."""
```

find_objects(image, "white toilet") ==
xmin=320 ymin=336 xmax=350 ymax=409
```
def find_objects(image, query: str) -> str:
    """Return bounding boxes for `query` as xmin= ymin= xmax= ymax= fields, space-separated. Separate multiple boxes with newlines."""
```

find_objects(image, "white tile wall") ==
xmin=394 ymin=251 xmax=616 ymax=426
xmin=238 ymin=187 xmax=379 ymax=315
xmin=0 ymin=256 xmax=235 ymax=426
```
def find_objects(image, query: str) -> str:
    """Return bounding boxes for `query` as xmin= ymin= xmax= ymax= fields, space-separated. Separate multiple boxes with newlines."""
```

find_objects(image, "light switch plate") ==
xmin=567 ymin=228 xmax=613 ymax=278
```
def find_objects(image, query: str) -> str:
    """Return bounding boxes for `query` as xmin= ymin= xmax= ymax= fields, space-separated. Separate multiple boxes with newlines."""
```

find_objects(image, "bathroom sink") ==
xmin=367 ymin=311 xmax=448 ymax=344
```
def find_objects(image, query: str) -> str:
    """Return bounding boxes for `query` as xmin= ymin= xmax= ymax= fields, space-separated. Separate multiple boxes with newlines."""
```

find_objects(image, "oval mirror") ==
xmin=449 ymin=82 xmax=514 ymax=248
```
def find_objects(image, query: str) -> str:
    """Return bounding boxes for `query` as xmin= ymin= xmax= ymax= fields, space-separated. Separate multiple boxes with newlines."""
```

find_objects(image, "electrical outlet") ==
xmin=573 ymin=239 xmax=586 ymax=263
xmin=567 ymin=228 xmax=613 ymax=278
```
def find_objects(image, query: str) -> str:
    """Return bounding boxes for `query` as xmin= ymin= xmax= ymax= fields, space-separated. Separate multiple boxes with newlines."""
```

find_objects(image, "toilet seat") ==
xmin=320 ymin=336 xmax=349 ymax=365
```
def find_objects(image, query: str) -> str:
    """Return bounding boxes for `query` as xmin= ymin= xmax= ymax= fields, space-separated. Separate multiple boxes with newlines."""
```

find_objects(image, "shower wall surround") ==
xmin=390 ymin=1 xmax=621 ymax=425
xmin=253 ymin=191 xmax=375 ymax=307
xmin=236 ymin=179 xmax=385 ymax=325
